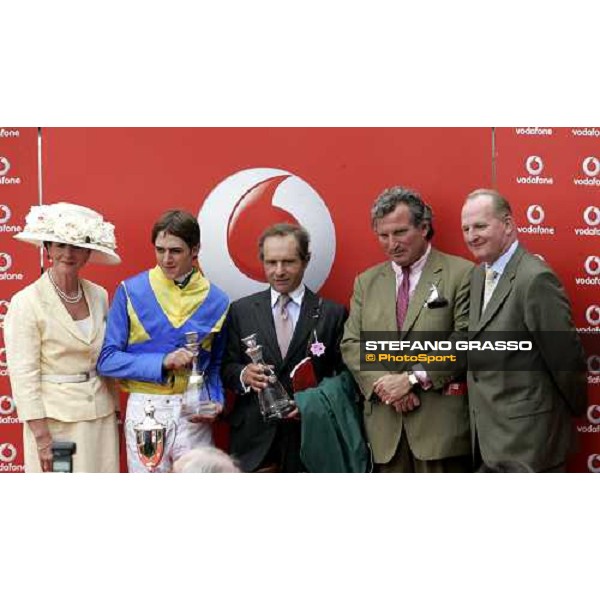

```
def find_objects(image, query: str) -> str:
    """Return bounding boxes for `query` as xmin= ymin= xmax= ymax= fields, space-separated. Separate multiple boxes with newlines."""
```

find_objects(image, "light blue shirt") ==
xmin=487 ymin=240 xmax=519 ymax=277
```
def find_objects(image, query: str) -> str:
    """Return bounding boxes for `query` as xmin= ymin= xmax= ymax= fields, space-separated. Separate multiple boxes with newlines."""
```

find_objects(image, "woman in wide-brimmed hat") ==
xmin=4 ymin=202 xmax=121 ymax=472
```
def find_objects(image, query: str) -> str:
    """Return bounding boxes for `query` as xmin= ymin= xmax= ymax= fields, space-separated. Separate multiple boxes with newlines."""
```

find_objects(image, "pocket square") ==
xmin=424 ymin=283 xmax=448 ymax=308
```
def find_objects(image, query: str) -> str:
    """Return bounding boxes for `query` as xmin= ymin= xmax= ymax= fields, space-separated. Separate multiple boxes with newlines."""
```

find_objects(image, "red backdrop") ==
xmin=1 ymin=127 xmax=597 ymax=471
xmin=1 ymin=127 xmax=39 ymax=472
xmin=494 ymin=127 xmax=600 ymax=472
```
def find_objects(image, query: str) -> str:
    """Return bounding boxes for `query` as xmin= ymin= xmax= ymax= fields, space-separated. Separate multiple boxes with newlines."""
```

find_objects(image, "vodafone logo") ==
xmin=587 ymin=405 xmax=600 ymax=425
xmin=583 ymin=206 xmax=600 ymax=227
xmin=583 ymin=157 xmax=600 ymax=178
xmin=587 ymin=454 xmax=600 ymax=473
xmin=585 ymin=256 xmax=600 ymax=276
xmin=0 ymin=347 xmax=7 ymax=367
xmin=0 ymin=157 xmax=10 ymax=177
xmin=526 ymin=205 xmax=545 ymax=225
xmin=589 ymin=355 xmax=600 ymax=374
xmin=0 ymin=204 xmax=11 ymax=224
xmin=0 ymin=253 xmax=22 ymax=281
xmin=0 ymin=204 xmax=21 ymax=234
xmin=525 ymin=156 xmax=544 ymax=176
xmin=519 ymin=206 xmax=553 ymax=234
xmin=0 ymin=396 xmax=15 ymax=415
xmin=0 ymin=253 xmax=12 ymax=272
xmin=574 ymin=158 xmax=600 ymax=186
xmin=517 ymin=156 xmax=553 ymax=186
xmin=0 ymin=442 xmax=17 ymax=464
xmin=199 ymin=168 xmax=336 ymax=301
xmin=586 ymin=305 xmax=600 ymax=327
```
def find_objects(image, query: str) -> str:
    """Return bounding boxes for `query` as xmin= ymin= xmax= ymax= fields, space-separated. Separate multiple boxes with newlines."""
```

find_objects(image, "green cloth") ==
xmin=294 ymin=371 xmax=369 ymax=473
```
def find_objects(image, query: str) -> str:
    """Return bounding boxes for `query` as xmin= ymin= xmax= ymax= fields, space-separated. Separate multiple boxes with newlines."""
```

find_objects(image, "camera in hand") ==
xmin=52 ymin=441 xmax=77 ymax=473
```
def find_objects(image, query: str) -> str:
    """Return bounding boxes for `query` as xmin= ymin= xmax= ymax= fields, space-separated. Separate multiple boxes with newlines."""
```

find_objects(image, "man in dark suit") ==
xmin=461 ymin=189 xmax=588 ymax=472
xmin=221 ymin=223 xmax=347 ymax=472
xmin=341 ymin=186 xmax=474 ymax=472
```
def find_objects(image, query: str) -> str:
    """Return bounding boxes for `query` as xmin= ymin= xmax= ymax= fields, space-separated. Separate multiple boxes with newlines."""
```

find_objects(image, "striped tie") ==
xmin=396 ymin=267 xmax=410 ymax=330
xmin=274 ymin=294 xmax=293 ymax=357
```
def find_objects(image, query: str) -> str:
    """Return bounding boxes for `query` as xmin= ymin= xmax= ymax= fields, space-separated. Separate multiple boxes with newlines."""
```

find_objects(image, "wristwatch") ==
xmin=407 ymin=371 xmax=419 ymax=388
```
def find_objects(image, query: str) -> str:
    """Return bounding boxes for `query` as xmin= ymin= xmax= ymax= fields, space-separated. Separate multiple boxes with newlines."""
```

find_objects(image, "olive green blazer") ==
xmin=342 ymin=248 xmax=474 ymax=464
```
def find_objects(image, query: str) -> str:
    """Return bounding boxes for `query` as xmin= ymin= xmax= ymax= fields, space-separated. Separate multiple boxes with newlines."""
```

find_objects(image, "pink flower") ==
xmin=310 ymin=341 xmax=326 ymax=357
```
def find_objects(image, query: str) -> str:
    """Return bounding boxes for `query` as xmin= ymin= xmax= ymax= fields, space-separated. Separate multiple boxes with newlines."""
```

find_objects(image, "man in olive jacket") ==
xmin=342 ymin=187 xmax=474 ymax=472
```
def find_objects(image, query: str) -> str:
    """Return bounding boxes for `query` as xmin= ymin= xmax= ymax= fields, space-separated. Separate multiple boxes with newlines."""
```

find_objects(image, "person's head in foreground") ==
xmin=172 ymin=446 xmax=241 ymax=473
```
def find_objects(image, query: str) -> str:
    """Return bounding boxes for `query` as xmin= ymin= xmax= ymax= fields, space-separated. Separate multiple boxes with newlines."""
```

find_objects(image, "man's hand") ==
xmin=284 ymin=405 xmax=300 ymax=420
xmin=392 ymin=392 xmax=421 ymax=413
xmin=373 ymin=373 xmax=412 ymax=405
xmin=163 ymin=348 xmax=195 ymax=370
xmin=242 ymin=363 xmax=275 ymax=393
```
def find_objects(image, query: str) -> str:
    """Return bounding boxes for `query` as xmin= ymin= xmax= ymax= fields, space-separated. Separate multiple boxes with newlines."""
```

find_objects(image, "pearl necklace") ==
xmin=48 ymin=269 xmax=83 ymax=304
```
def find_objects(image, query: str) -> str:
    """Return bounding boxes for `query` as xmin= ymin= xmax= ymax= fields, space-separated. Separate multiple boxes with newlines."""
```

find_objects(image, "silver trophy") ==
xmin=180 ymin=331 xmax=220 ymax=419
xmin=133 ymin=399 xmax=167 ymax=472
xmin=242 ymin=333 xmax=295 ymax=421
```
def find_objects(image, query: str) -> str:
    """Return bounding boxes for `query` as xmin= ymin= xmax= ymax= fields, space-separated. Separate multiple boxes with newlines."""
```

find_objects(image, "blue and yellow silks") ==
xmin=97 ymin=266 xmax=229 ymax=399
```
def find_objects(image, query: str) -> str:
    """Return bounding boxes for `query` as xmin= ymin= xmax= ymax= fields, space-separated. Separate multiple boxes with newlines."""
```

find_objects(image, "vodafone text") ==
xmin=518 ymin=225 xmax=555 ymax=235
xmin=515 ymin=127 xmax=553 ymax=136
xmin=572 ymin=128 xmax=600 ymax=137
xmin=575 ymin=228 xmax=600 ymax=236
xmin=0 ymin=176 xmax=21 ymax=185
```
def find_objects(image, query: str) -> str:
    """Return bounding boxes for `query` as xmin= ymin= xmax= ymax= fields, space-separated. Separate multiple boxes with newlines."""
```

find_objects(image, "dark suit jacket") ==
xmin=467 ymin=245 xmax=588 ymax=471
xmin=221 ymin=287 xmax=347 ymax=472
xmin=341 ymin=248 xmax=474 ymax=464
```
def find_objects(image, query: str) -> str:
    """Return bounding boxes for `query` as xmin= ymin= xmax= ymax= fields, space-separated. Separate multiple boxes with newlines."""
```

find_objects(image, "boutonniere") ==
xmin=310 ymin=331 xmax=326 ymax=357
xmin=424 ymin=283 xmax=448 ymax=308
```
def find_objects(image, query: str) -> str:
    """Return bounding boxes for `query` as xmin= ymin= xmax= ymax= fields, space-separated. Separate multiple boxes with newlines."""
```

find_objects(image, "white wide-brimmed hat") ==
xmin=14 ymin=202 xmax=121 ymax=265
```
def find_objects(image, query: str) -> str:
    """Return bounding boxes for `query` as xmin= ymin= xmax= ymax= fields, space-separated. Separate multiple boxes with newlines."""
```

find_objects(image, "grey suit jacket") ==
xmin=341 ymin=248 xmax=474 ymax=464
xmin=467 ymin=245 xmax=587 ymax=471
